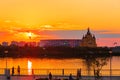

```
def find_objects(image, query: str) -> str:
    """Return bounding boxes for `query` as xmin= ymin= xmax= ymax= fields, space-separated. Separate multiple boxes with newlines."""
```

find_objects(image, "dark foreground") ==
xmin=0 ymin=75 xmax=120 ymax=80
xmin=0 ymin=46 xmax=115 ymax=58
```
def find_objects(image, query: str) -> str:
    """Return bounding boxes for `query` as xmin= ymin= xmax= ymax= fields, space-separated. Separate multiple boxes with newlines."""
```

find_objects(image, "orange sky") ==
xmin=0 ymin=0 xmax=120 ymax=46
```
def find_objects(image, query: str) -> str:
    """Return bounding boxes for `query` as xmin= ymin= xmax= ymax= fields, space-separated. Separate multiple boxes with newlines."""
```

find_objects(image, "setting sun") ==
xmin=28 ymin=32 xmax=32 ymax=39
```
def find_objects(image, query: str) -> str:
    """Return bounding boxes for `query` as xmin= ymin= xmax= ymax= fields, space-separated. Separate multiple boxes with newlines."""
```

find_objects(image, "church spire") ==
xmin=87 ymin=27 xmax=91 ymax=35
xmin=82 ymin=35 xmax=85 ymax=39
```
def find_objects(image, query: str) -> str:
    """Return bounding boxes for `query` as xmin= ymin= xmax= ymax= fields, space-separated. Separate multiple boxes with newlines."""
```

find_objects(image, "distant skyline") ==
xmin=0 ymin=0 xmax=120 ymax=47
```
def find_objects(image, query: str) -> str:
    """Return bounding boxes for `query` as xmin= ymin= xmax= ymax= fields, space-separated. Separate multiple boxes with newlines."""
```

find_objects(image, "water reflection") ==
xmin=28 ymin=60 xmax=32 ymax=75
xmin=0 ymin=57 xmax=119 ymax=75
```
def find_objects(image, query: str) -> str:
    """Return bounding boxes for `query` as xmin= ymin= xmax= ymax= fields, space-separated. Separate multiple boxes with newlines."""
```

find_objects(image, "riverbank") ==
xmin=0 ymin=46 xmax=113 ymax=58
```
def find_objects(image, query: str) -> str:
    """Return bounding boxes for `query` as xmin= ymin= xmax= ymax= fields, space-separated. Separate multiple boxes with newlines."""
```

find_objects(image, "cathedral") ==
xmin=81 ymin=28 xmax=97 ymax=47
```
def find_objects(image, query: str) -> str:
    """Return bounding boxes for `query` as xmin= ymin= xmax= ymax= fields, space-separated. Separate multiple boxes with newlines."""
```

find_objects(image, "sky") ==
xmin=0 ymin=0 xmax=120 ymax=47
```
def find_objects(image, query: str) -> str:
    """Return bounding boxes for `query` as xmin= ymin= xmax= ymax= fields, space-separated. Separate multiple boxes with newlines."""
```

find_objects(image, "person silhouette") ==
xmin=69 ymin=74 xmax=73 ymax=80
xmin=12 ymin=66 xmax=14 ymax=76
xmin=77 ymin=69 xmax=81 ymax=80
xmin=49 ymin=72 xmax=52 ymax=80
xmin=17 ymin=65 xmax=20 ymax=75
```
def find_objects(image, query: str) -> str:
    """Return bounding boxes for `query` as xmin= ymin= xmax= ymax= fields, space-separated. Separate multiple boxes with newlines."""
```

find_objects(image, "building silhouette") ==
xmin=39 ymin=39 xmax=81 ymax=47
xmin=81 ymin=28 xmax=97 ymax=47
xmin=39 ymin=28 xmax=97 ymax=47
xmin=0 ymin=28 xmax=97 ymax=47
xmin=2 ymin=42 xmax=8 ymax=46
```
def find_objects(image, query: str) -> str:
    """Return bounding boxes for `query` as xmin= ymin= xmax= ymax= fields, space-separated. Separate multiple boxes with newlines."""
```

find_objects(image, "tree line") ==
xmin=0 ymin=45 xmax=111 ymax=58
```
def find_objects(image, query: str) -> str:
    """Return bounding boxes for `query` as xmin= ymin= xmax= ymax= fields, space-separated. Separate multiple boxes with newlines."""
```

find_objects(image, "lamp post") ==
xmin=4 ymin=50 xmax=11 ymax=80
xmin=109 ymin=50 xmax=112 ymax=80
xmin=4 ymin=50 xmax=8 ymax=69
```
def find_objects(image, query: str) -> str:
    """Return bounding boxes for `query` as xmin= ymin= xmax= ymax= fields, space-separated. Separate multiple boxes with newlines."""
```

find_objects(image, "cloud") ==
xmin=94 ymin=30 xmax=120 ymax=38
xmin=36 ymin=30 xmax=120 ymax=39
xmin=35 ymin=30 xmax=85 ymax=39
xmin=96 ymin=34 xmax=120 ymax=38
xmin=94 ymin=30 xmax=120 ymax=34
xmin=0 ymin=31 xmax=12 ymax=36
xmin=0 ymin=20 xmax=120 ymax=45
xmin=94 ymin=30 xmax=111 ymax=34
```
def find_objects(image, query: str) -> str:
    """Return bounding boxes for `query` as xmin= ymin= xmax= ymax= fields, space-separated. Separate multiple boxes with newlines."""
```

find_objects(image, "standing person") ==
xmin=32 ymin=69 xmax=35 ymax=79
xmin=32 ymin=69 xmax=34 ymax=75
xmin=69 ymin=74 xmax=73 ymax=80
xmin=17 ymin=65 xmax=20 ymax=75
xmin=12 ymin=66 xmax=14 ymax=76
xmin=77 ymin=69 xmax=81 ymax=80
xmin=49 ymin=72 xmax=52 ymax=80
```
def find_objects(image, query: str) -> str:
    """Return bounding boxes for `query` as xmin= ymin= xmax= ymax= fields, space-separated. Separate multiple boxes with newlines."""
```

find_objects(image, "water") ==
xmin=0 ymin=58 xmax=84 ymax=69
xmin=0 ymin=56 xmax=120 ymax=76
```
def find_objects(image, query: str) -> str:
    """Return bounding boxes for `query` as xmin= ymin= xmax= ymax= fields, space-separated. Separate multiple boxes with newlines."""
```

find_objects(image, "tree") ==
xmin=92 ymin=57 xmax=109 ymax=80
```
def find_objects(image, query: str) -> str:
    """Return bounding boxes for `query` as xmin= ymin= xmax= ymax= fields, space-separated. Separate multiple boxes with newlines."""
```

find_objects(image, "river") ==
xmin=0 ymin=56 xmax=120 ymax=76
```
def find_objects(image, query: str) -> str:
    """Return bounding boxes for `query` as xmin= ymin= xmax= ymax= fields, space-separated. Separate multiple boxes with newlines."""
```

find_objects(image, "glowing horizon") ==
xmin=0 ymin=0 xmax=120 ymax=47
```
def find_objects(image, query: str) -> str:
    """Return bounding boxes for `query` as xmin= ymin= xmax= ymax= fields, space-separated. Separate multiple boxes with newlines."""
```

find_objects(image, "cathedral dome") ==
xmin=81 ymin=28 xmax=97 ymax=47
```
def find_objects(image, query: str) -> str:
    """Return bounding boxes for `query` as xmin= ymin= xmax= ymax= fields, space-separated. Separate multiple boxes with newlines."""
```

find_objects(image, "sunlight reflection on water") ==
xmin=28 ymin=60 xmax=32 ymax=75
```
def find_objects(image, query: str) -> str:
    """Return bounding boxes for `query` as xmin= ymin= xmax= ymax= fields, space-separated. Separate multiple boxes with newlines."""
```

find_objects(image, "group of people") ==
xmin=48 ymin=69 xmax=81 ymax=80
xmin=11 ymin=67 xmax=81 ymax=80
xmin=69 ymin=69 xmax=82 ymax=80
xmin=12 ymin=65 xmax=20 ymax=76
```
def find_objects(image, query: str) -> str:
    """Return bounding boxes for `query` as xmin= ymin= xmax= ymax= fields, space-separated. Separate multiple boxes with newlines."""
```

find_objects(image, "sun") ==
xmin=27 ymin=32 xmax=32 ymax=39
xmin=14 ymin=31 xmax=39 ymax=42
xmin=26 ymin=32 xmax=38 ymax=40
